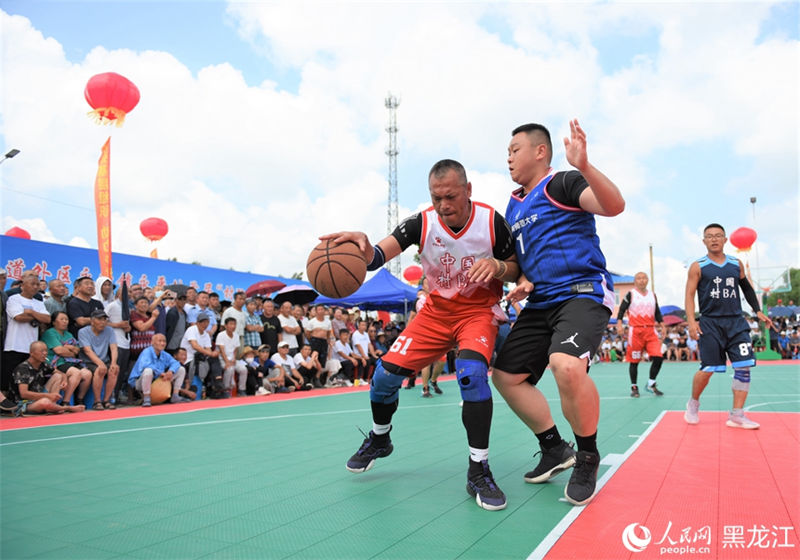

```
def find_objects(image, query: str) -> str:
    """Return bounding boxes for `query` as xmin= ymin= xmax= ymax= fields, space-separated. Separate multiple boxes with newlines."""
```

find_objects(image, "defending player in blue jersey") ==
xmin=683 ymin=223 xmax=773 ymax=429
xmin=493 ymin=120 xmax=625 ymax=506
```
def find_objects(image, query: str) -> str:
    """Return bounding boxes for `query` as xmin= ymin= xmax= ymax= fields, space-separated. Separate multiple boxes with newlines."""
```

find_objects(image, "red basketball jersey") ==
xmin=626 ymin=289 xmax=658 ymax=327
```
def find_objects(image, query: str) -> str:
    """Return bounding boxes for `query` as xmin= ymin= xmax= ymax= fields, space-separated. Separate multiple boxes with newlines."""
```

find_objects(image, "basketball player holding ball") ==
xmin=321 ymin=159 xmax=519 ymax=511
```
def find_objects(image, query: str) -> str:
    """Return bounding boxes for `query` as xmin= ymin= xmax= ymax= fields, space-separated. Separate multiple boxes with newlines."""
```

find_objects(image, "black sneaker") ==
xmin=645 ymin=383 xmax=664 ymax=396
xmin=467 ymin=459 xmax=507 ymax=511
xmin=630 ymin=385 xmax=640 ymax=398
xmin=346 ymin=429 xmax=393 ymax=473
xmin=0 ymin=398 xmax=17 ymax=412
xmin=524 ymin=440 xmax=576 ymax=483
xmin=405 ymin=377 xmax=416 ymax=389
xmin=564 ymin=450 xmax=600 ymax=505
xmin=431 ymin=381 xmax=443 ymax=395
xmin=421 ymin=388 xmax=432 ymax=398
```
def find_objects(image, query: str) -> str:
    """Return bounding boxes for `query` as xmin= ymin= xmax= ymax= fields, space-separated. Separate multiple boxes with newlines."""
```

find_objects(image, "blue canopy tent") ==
xmin=314 ymin=268 xmax=419 ymax=313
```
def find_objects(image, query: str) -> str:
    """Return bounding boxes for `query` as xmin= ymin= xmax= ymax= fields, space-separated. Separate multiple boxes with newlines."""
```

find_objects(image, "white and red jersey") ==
xmin=419 ymin=202 xmax=503 ymax=311
xmin=626 ymin=289 xmax=658 ymax=327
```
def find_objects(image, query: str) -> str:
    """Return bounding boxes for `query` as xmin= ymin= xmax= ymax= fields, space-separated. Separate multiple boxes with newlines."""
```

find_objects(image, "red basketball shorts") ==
xmin=625 ymin=325 xmax=661 ymax=363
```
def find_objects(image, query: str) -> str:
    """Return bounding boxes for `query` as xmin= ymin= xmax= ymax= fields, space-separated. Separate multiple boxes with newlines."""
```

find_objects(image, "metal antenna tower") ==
xmin=385 ymin=93 xmax=400 ymax=275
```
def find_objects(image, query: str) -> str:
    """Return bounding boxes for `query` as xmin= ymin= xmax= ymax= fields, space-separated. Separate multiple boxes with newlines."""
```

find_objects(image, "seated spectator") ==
xmin=598 ymin=337 xmax=611 ymax=362
xmin=130 ymin=296 xmax=159 ymax=361
xmin=333 ymin=328 xmax=358 ymax=384
xmin=663 ymin=339 xmax=678 ymax=361
xmin=216 ymin=317 xmax=248 ymax=396
xmin=179 ymin=312 xmax=220 ymax=389
xmin=373 ymin=330 xmax=389 ymax=356
xmin=252 ymin=344 xmax=282 ymax=394
xmin=41 ymin=311 xmax=92 ymax=405
xmin=271 ymin=340 xmax=304 ymax=391
xmin=686 ymin=335 xmax=699 ymax=361
xmin=128 ymin=334 xmax=191 ymax=407
xmin=171 ymin=347 xmax=198 ymax=400
xmin=78 ymin=309 xmax=120 ymax=410
xmin=777 ymin=331 xmax=791 ymax=359
xmin=10 ymin=341 xmax=85 ymax=414
xmin=677 ymin=335 xmax=690 ymax=361
xmin=789 ymin=329 xmax=800 ymax=359
xmin=3 ymin=271 xmax=51 ymax=393
xmin=294 ymin=343 xmax=323 ymax=388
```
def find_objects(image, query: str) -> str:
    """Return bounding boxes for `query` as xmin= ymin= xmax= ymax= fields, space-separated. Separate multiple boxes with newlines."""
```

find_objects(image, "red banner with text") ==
xmin=94 ymin=137 xmax=112 ymax=278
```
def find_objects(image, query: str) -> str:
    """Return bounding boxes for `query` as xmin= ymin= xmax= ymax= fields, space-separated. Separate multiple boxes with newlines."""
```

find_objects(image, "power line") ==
xmin=1 ymin=186 xmax=94 ymax=212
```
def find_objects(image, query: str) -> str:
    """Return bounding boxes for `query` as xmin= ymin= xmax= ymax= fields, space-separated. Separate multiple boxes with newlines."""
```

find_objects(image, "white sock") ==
xmin=469 ymin=447 xmax=488 ymax=463
xmin=372 ymin=423 xmax=391 ymax=435
xmin=648 ymin=379 xmax=656 ymax=387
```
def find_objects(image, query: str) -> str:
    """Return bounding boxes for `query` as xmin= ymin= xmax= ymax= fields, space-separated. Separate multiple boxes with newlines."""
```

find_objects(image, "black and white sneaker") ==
xmin=346 ymin=429 xmax=393 ymax=473
xmin=524 ymin=440 xmax=576 ymax=483
xmin=645 ymin=383 xmax=664 ymax=396
xmin=466 ymin=459 xmax=507 ymax=511
xmin=431 ymin=381 xmax=443 ymax=395
xmin=564 ymin=450 xmax=600 ymax=505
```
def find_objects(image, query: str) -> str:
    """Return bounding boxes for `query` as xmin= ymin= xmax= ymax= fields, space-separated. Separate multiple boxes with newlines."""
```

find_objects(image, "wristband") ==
xmin=367 ymin=245 xmax=386 ymax=271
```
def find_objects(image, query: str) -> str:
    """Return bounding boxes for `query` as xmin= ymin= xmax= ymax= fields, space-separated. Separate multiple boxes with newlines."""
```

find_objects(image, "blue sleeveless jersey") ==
xmin=506 ymin=171 xmax=614 ymax=310
xmin=696 ymin=254 xmax=743 ymax=317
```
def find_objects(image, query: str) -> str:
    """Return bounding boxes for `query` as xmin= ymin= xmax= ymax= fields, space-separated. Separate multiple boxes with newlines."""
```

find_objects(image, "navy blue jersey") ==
xmin=506 ymin=170 xmax=615 ymax=311
xmin=696 ymin=254 xmax=743 ymax=317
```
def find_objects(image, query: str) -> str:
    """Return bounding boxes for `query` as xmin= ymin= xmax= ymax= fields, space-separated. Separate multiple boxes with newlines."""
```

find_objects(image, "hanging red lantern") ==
xmin=403 ymin=265 xmax=423 ymax=283
xmin=84 ymin=72 xmax=140 ymax=127
xmin=4 ymin=226 xmax=31 ymax=239
xmin=139 ymin=217 xmax=169 ymax=242
xmin=729 ymin=227 xmax=757 ymax=252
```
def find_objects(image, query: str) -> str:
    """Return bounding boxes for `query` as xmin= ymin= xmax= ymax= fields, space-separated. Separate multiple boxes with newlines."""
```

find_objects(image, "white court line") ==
xmin=526 ymin=410 xmax=668 ymax=560
xmin=0 ymin=402 xmax=455 ymax=447
xmin=744 ymin=400 xmax=800 ymax=411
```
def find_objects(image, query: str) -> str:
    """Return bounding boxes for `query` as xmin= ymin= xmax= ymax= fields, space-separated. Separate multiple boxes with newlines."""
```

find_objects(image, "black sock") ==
xmin=574 ymin=432 xmax=598 ymax=455
xmin=462 ymin=400 xmax=492 ymax=449
xmin=535 ymin=425 xmax=562 ymax=450
xmin=370 ymin=400 xmax=398 ymax=427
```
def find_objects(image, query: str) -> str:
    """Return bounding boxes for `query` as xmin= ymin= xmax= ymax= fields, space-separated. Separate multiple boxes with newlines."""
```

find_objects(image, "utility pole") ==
xmin=385 ymin=93 xmax=400 ymax=276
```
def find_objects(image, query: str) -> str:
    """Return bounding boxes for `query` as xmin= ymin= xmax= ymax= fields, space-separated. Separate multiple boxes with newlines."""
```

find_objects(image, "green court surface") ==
xmin=1 ymin=362 xmax=798 ymax=559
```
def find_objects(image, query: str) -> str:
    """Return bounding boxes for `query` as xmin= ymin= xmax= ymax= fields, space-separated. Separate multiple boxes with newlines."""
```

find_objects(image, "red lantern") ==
xmin=84 ymin=72 xmax=140 ymax=127
xmin=403 ymin=265 xmax=423 ymax=283
xmin=140 ymin=217 xmax=169 ymax=242
xmin=4 ymin=226 xmax=31 ymax=239
xmin=729 ymin=227 xmax=757 ymax=252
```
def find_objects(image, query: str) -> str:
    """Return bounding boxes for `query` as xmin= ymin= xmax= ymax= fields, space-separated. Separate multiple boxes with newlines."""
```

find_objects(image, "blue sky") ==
xmin=1 ymin=1 xmax=798 ymax=306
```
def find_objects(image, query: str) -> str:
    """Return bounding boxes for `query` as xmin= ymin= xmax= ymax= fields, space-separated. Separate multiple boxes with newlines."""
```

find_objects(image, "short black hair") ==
xmin=209 ymin=292 xmax=219 ymax=299
xmin=703 ymin=223 xmax=725 ymax=234
xmin=512 ymin=123 xmax=552 ymax=160
xmin=224 ymin=317 xmax=236 ymax=325
xmin=428 ymin=159 xmax=467 ymax=185
xmin=339 ymin=328 xmax=349 ymax=336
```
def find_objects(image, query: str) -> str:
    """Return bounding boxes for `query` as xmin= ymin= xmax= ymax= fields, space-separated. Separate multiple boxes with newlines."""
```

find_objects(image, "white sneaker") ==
xmin=726 ymin=414 xmax=760 ymax=429
xmin=684 ymin=400 xmax=699 ymax=424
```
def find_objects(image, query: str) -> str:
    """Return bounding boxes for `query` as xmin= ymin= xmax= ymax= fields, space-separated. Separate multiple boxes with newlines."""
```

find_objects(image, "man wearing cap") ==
xmin=78 ymin=308 xmax=120 ymax=410
xmin=271 ymin=340 xmax=304 ymax=391
xmin=67 ymin=276 xmax=104 ymax=337
xmin=128 ymin=333 xmax=190 ymax=407
xmin=180 ymin=312 xmax=220 ymax=389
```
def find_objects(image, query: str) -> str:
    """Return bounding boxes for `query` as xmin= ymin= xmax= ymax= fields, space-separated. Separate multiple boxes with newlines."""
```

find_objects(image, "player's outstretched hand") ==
xmin=506 ymin=277 xmax=534 ymax=304
xmin=319 ymin=231 xmax=372 ymax=260
xmin=564 ymin=118 xmax=588 ymax=172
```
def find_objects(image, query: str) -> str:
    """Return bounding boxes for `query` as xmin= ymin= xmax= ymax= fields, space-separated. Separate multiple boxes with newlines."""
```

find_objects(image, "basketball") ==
xmin=150 ymin=376 xmax=172 ymax=404
xmin=306 ymin=240 xmax=367 ymax=298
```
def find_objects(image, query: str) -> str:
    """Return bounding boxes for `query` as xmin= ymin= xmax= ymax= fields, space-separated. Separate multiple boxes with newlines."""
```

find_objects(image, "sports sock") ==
xmin=469 ymin=446 xmax=489 ymax=463
xmin=462 ymin=399 xmax=492 ymax=449
xmin=574 ymin=432 xmax=599 ymax=455
xmin=372 ymin=423 xmax=391 ymax=436
xmin=731 ymin=407 xmax=744 ymax=417
xmin=628 ymin=363 xmax=639 ymax=385
xmin=648 ymin=379 xmax=656 ymax=387
xmin=535 ymin=425 xmax=562 ymax=450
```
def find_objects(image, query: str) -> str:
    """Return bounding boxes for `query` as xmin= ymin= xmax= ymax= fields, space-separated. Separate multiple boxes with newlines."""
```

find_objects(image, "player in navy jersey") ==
xmin=683 ymin=223 xmax=773 ymax=429
xmin=493 ymin=120 xmax=625 ymax=506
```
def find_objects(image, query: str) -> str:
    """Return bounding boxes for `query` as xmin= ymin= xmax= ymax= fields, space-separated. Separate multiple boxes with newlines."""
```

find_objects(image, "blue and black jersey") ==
xmin=696 ymin=254 xmax=743 ymax=318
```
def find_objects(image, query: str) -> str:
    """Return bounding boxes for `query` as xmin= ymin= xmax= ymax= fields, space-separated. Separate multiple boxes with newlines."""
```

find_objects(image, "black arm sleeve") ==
xmin=546 ymin=171 xmax=589 ymax=208
xmin=492 ymin=211 xmax=515 ymax=260
xmin=390 ymin=213 xmax=422 ymax=252
xmin=617 ymin=291 xmax=632 ymax=321
xmin=653 ymin=294 xmax=664 ymax=323
xmin=740 ymin=276 xmax=761 ymax=313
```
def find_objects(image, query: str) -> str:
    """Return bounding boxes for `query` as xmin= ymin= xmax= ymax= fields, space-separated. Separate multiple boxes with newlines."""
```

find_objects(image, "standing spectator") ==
xmin=93 ymin=276 xmax=115 ymax=311
xmin=330 ymin=307 xmax=347 ymax=337
xmin=307 ymin=304 xmax=334 ymax=370
xmin=277 ymin=301 xmax=300 ymax=355
xmin=684 ymin=224 xmax=773 ymax=429
xmin=292 ymin=304 xmax=308 ymax=347
xmin=44 ymin=278 xmax=68 ymax=315
xmin=183 ymin=287 xmax=198 ymax=317
xmin=208 ymin=292 xmax=222 ymax=324
xmin=188 ymin=291 xmax=218 ymax=337
xmin=2 ymin=271 xmax=51 ymax=392
xmin=260 ymin=300 xmax=281 ymax=352
xmin=42 ymin=310 xmax=93 ymax=406
xmin=78 ymin=309 xmax=120 ymax=410
xmin=166 ymin=293 xmax=188 ymax=353
xmin=130 ymin=297 xmax=159 ymax=361
xmin=494 ymin=120 xmax=624 ymax=506
xmin=216 ymin=317 xmax=248 ymax=396
xmin=128 ymin=333 xmax=190 ymax=407
xmin=106 ymin=287 xmax=133 ymax=403
xmin=10 ymin=341 xmax=85 ymax=414
xmin=243 ymin=298 xmax=264 ymax=349
xmin=350 ymin=319 xmax=373 ymax=385
xmin=221 ymin=291 xmax=247 ymax=341
xmin=180 ymin=313 xmax=219 ymax=388
xmin=67 ymin=276 xmax=103 ymax=337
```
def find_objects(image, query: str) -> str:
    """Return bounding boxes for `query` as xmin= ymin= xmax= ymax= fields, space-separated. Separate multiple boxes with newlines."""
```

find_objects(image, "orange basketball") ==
xmin=306 ymin=240 xmax=367 ymax=298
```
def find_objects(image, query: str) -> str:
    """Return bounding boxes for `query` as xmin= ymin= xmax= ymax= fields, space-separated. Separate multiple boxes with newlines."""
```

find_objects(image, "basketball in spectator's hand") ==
xmin=306 ymin=240 xmax=366 ymax=298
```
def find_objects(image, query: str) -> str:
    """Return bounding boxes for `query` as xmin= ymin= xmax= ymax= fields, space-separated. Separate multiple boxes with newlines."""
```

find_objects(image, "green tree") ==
xmin=764 ymin=267 xmax=799 ymax=307
xmin=291 ymin=271 xmax=304 ymax=280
